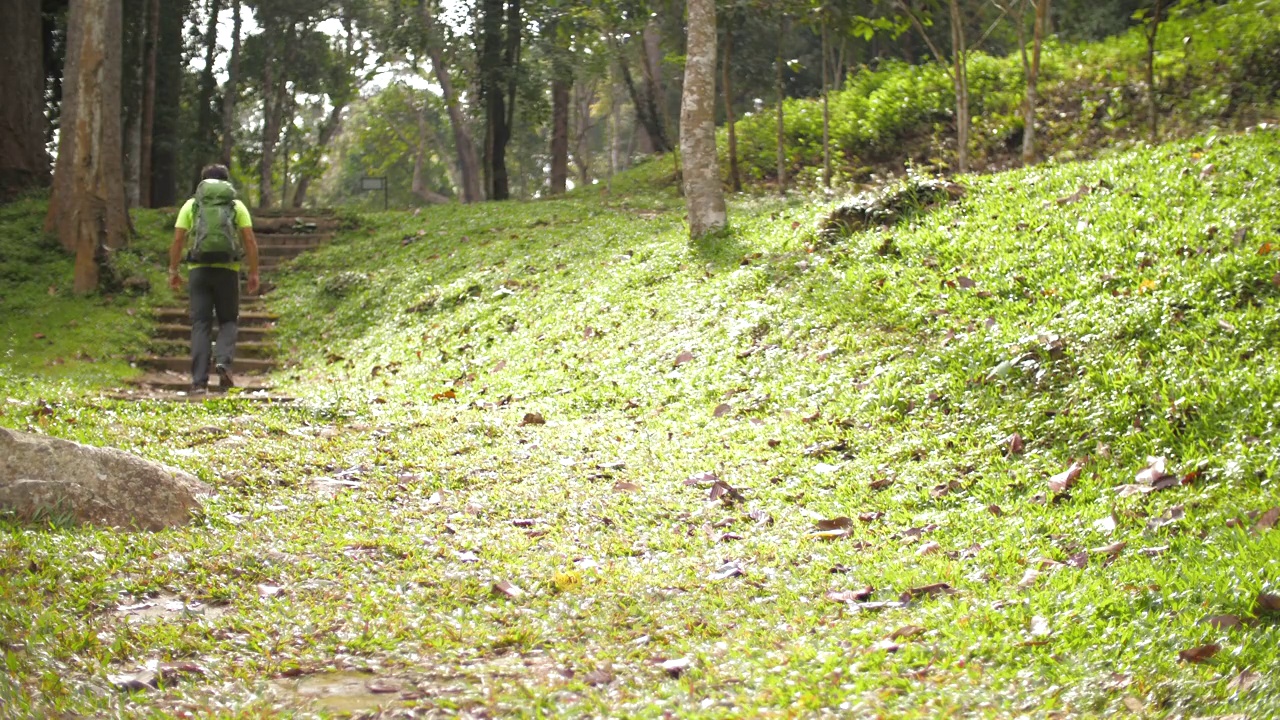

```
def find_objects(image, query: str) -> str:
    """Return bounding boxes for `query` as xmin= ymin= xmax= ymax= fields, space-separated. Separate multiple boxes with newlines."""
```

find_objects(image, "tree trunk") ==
xmin=821 ymin=16 xmax=831 ymax=189
xmin=680 ymin=0 xmax=726 ymax=238
xmin=0 ymin=0 xmax=48 ymax=200
xmin=1022 ymin=0 xmax=1048 ymax=164
xmin=775 ymin=15 xmax=788 ymax=196
xmin=421 ymin=0 xmax=481 ymax=203
xmin=1145 ymin=0 xmax=1163 ymax=143
xmin=122 ymin=2 xmax=146 ymax=208
xmin=47 ymin=0 xmax=129 ymax=293
xmin=722 ymin=16 xmax=739 ymax=193
xmin=617 ymin=52 xmax=670 ymax=153
xmin=949 ymin=0 xmax=969 ymax=174
xmin=549 ymin=17 xmax=570 ymax=196
xmin=220 ymin=0 xmax=241 ymax=166
xmin=292 ymin=102 xmax=343 ymax=208
xmin=149 ymin=0 xmax=184 ymax=206
xmin=138 ymin=0 xmax=159 ymax=205
xmin=191 ymin=0 xmax=221 ymax=190
xmin=641 ymin=19 xmax=667 ymax=152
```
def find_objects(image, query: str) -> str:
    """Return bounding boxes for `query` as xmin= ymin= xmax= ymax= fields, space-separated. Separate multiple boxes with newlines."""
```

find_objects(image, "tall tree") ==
xmin=721 ymin=5 xmax=740 ymax=192
xmin=138 ymin=0 xmax=159 ymax=205
xmin=681 ymin=0 xmax=727 ymax=238
xmin=46 ymin=0 xmax=129 ymax=293
xmin=191 ymin=0 xmax=222 ymax=189
xmin=149 ymin=0 xmax=185 ymax=205
xmin=897 ymin=0 xmax=973 ymax=173
xmin=0 ymin=0 xmax=48 ymax=199
xmin=220 ymin=0 xmax=242 ymax=166
xmin=548 ymin=15 xmax=571 ymax=195
xmin=479 ymin=0 xmax=522 ymax=201
xmin=420 ymin=0 xmax=482 ymax=202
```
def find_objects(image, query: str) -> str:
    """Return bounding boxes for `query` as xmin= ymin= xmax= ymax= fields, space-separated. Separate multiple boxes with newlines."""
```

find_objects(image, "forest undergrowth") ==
xmin=2 ymin=130 xmax=1280 ymax=717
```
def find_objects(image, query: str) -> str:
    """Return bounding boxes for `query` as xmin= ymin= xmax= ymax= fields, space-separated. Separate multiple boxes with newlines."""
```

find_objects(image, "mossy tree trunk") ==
xmin=0 ymin=0 xmax=48 ymax=200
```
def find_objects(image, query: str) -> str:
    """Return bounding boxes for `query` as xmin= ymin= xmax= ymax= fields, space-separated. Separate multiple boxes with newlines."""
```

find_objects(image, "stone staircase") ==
xmin=116 ymin=209 xmax=340 ymax=401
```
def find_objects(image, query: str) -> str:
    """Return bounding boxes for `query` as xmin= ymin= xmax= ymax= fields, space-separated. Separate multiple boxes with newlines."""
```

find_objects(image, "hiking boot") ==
xmin=216 ymin=364 xmax=235 ymax=389
xmin=189 ymin=384 xmax=208 ymax=396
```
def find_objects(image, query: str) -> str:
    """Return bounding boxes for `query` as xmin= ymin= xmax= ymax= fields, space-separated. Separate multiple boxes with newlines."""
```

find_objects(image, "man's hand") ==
xmin=247 ymin=271 xmax=260 ymax=296
xmin=169 ymin=271 xmax=182 ymax=291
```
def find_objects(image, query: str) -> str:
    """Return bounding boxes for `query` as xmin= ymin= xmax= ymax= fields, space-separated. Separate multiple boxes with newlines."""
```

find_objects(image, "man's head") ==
xmin=201 ymin=164 xmax=230 ymax=181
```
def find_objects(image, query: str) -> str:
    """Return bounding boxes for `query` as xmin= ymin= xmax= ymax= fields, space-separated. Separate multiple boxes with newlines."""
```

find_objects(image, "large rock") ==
xmin=0 ymin=427 xmax=212 ymax=530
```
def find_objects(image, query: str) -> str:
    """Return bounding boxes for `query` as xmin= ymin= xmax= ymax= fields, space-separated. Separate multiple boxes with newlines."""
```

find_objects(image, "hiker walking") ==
xmin=167 ymin=164 xmax=260 ymax=393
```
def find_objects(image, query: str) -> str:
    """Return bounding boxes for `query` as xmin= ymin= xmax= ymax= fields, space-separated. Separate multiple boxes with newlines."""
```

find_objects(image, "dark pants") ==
xmin=188 ymin=266 xmax=239 ymax=387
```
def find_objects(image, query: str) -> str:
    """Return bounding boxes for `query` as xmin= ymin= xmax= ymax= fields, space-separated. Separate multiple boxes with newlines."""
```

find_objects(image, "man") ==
xmin=168 ymin=164 xmax=260 ymax=393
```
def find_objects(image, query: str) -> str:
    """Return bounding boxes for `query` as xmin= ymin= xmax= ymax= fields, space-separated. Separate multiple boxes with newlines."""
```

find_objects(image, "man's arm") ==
xmin=168 ymin=229 xmax=187 ymax=290
xmin=241 ymin=226 xmax=260 ymax=295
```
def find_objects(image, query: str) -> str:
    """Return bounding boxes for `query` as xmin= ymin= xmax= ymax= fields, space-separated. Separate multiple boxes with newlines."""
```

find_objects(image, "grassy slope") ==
xmin=732 ymin=0 xmax=1280 ymax=184
xmin=2 ymin=131 xmax=1280 ymax=717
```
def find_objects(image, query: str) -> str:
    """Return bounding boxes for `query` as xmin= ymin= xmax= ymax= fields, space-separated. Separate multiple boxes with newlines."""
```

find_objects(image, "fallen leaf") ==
xmin=1090 ymin=541 xmax=1126 ymax=556
xmin=1122 ymin=696 xmax=1145 ymax=713
xmin=1226 ymin=670 xmax=1261 ymax=693
xmin=1048 ymin=460 xmax=1086 ymax=494
xmin=987 ymin=504 xmax=1004 ymax=517
xmin=1139 ymin=545 xmax=1169 ymax=557
xmin=708 ymin=479 xmax=744 ymax=503
xmin=1066 ymin=551 xmax=1089 ymax=568
xmin=520 ymin=412 xmax=546 ymax=426
xmin=709 ymin=562 xmax=745 ymax=580
xmin=1135 ymin=456 xmax=1170 ymax=485
xmin=256 ymin=584 xmax=284 ymax=598
xmin=889 ymin=625 xmax=926 ymax=640
xmin=956 ymin=276 xmax=976 ymax=289
xmin=108 ymin=670 xmax=158 ymax=692
xmin=1256 ymin=507 xmax=1279 ymax=532
xmin=1093 ymin=515 xmax=1118 ymax=534
xmin=1030 ymin=615 xmax=1051 ymax=637
xmin=869 ymin=638 xmax=900 ymax=653
xmin=674 ymin=350 xmax=694 ymax=367
xmin=660 ymin=657 xmax=693 ymax=677
xmin=853 ymin=600 xmax=909 ymax=611
xmin=33 ymin=333 xmax=45 ymax=340
xmin=1178 ymin=643 xmax=1220 ymax=663
xmin=815 ymin=517 xmax=853 ymax=532
xmin=916 ymin=541 xmax=942 ymax=556
xmin=684 ymin=471 xmax=718 ymax=486
xmin=1003 ymin=433 xmax=1025 ymax=456
xmin=1056 ymin=184 xmax=1090 ymax=206
xmin=869 ymin=478 xmax=894 ymax=491
xmin=584 ymin=667 xmax=614 ymax=686
xmin=612 ymin=480 xmax=641 ymax=493
xmin=492 ymin=580 xmax=525 ymax=599
xmin=1255 ymin=592 xmax=1280 ymax=614
xmin=713 ymin=403 xmax=732 ymax=418
xmin=433 ymin=389 xmax=457 ymax=401
xmin=1017 ymin=568 xmax=1042 ymax=589
xmin=1199 ymin=614 xmax=1243 ymax=630
xmin=901 ymin=583 xmax=953 ymax=601
xmin=826 ymin=587 xmax=875 ymax=603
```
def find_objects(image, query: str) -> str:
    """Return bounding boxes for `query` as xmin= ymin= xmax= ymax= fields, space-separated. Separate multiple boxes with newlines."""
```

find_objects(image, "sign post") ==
xmin=359 ymin=176 xmax=388 ymax=210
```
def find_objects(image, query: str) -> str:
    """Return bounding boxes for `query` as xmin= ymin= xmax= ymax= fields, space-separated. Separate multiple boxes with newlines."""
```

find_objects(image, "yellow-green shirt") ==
xmin=175 ymin=198 xmax=253 ymax=272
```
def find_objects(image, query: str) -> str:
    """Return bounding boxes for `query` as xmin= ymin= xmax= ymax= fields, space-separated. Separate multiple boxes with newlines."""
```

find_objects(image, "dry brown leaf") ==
xmin=492 ymin=580 xmax=525 ymax=599
xmin=584 ymin=667 xmax=614 ymax=686
xmin=1089 ymin=541 xmax=1126 ymax=556
xmin=713 ymin=403 xmax=732 ymax=418
xmin=1003 ymin=433 xmax=1025 ymax=456
xmin=1255 ymin=592 xmax=1280 ymax=614
xmin=612 ymin=480 xmax=641 ymax=493
xmin=1017 ymin=568 xmax=1042 ymax=589
xmin=1198 ymin=614 xmax=1243 ymax=630
xmin=1135 ymin=456 xmax=1171 ymax=485
xmin=957 ymin=276 xmax=976 ymax=289
xmin=1178 ymin=643 xmax=1220 ymax=663
xmin=660 ymin=657 xmax=693 ymax=677
xmin=901 ymin=582 xmax=953 ymax=601
xmin=1056 ymin=184 xmax=1090 ymax=206
xmin=1256 ymin=507 xmax=1279 ymax=531
xmin=826 ymin=587 xmax=875 ymax=603
xmin=1049 ymin=460 xmax=1086 ymax=494
xmin=674 ymin=350 xmax=694 ymax=367
xmin=815 ymin=517 xmax=853 ymax=532
xmin=889 ymin=625 xmax=926 ymax=640
xmin=1226 ymin=670 xmax=1261 ymax=693
xmin=520 ymin=412 xmax=546 ymax=426
xmin=916 ymin=541 xmax=942 ymax=557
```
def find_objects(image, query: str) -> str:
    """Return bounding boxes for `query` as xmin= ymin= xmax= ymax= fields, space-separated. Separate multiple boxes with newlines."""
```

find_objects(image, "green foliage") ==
xmin=730 ymin=0 xmax=1280 ymax=185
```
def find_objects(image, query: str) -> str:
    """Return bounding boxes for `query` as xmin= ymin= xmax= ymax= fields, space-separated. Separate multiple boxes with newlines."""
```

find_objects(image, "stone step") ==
xmin=138 ymin=356 xmax=277 ymax=373
xmin=154 ymin=308 xmax=278 ymax=327
xmin=153 ymin=323 xmax=275 ymax=340
xmin=253 ymin=217 xmax=341 ymax=234
xmin=253 ymin=207 xmax=336 ymax=218
xmin=124 ymin=371 xmax=274 ymax=392
xmin=150 ymin=340 xmax=276 ymax=359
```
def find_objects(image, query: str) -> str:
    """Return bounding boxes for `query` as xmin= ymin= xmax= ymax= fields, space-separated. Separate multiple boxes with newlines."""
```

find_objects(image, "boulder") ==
xmin=0 ymin=427 xmax=212 ymax=530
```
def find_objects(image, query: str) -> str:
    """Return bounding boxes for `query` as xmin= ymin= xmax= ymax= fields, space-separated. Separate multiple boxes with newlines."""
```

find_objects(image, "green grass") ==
xmin=3 ymin=130 xmax=1280 ymax=717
